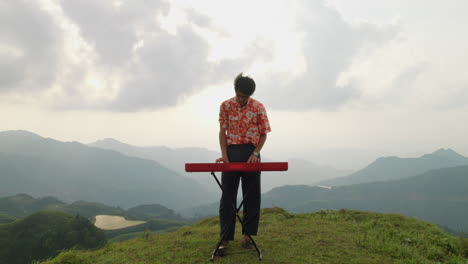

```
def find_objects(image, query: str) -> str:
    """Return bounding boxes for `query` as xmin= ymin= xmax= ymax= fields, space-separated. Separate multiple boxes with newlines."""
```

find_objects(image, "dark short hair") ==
xmin=234 ymin=73 xmax=255 ymax=96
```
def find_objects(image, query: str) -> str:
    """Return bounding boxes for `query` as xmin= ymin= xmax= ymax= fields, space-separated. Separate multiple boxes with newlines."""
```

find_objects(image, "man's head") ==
xmin=234 ymin=73 xmax=255 ymax=106
xmin=234 ymin=73 xmax=255 ymax=96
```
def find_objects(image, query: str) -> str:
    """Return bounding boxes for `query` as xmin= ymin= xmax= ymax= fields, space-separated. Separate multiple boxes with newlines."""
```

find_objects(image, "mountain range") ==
xmin=90 ymin=138 xmax=467 ymax=191
xmin=0 ymin=130 xmax=216 ymax=209
xmin=90 ymin=138 xmax=351 ymax=192
xmin=2 ymin=130 xmax=467 ymax=233
xmin=317 ymin=148 xmax=468 ymax=186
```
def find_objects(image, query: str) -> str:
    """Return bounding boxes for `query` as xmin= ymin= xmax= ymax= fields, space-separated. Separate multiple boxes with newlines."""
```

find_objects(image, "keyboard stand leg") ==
xmin=210 ymin=172 xmax=262 ymax=261
xmin=234 ymin=211 xmax=262 ymax=260
xmin=211 ymin=230 xmax=229 ymax=261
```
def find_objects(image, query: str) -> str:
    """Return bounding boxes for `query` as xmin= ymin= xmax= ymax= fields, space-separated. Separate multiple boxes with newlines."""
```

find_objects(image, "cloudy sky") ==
xmin=1 ymin=0 xmax=467 ymax=170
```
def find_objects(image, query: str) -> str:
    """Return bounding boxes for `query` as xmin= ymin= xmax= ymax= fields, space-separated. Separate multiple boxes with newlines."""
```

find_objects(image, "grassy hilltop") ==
xmin=40 ymin=208 xmax=468 ymax=264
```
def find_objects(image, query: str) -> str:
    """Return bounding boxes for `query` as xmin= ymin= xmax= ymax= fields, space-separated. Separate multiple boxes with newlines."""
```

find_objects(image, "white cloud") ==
xmin=255 ymin=0 xmax=400 ymax=110
xmin=59 ymin=0 xmax=169 ymax=66
xmin=57 ymin=0 xmax=252 ymax=111
xmin=0 ymin=0 xmax=63 ymax=94
xmin=0 ymin=0 xmax=251 ymax=111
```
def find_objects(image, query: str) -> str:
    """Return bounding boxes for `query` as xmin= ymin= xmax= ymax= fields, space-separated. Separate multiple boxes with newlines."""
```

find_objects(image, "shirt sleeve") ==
xmin=219 ymin=102 xmax=229 ymax=129
xmin=257 ymin=105 xmax=271 ymax=134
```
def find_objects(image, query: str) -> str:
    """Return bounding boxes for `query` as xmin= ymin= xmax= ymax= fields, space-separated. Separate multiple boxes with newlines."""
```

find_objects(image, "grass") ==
xmin=39 ymin=208 xmax=468 ymax=264
xmin=109 ymin=227 xmax=180 ymax=242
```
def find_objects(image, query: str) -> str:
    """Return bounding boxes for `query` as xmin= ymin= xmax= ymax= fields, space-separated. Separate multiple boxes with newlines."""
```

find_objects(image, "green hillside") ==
xmin=0 ymin=194 xmax=127 ymax=219
xmin=39 ymin=208 xmax=467 ymax=264
xmin=180 ymin=166 xmax=468 ymax=234
xmin=0 ymin=194 xmax=66 ymax=217
xmin=263 ymin=166 xmax=468 ymax=233
xmin=0 ymin=194 xmax=187 ymax=222
xmin=104 ymin=218 xmax=186 ymax=240
xmin=126 ymin=204 xmax=185 ymax=221
xmin=59 ymin=200 xmax=126 ymax=218
xmin=0 ymin=211 xmax=106 ymax=264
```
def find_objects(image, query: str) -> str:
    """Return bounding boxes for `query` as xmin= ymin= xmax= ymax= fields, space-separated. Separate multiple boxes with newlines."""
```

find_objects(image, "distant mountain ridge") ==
xmin=90 ymin=138 xmax=219 ymax=175
xmin=0 ymin=130 xmax=216 ymax=209
xmin=89 ymin=138 xmax=220 ymax=192
xmin=90 ymin=138 xmax=351 ymax=192
xmin=318 ymin=148 xmax=468 ymax=186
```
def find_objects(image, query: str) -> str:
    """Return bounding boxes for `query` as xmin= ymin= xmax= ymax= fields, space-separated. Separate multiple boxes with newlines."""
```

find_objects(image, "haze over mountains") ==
xmin=318 ymin=148 xmax=468 ymax=186
xmin=0 ymin=130 xmax=215 ymax=209
xmin=89 ymin=138 xmax=220 ymax=191
xmin=1 ymin=129 xmax=467 ymax=234
xmin=90 ymin=138 xmax=351 ymax=192
xmin=90 ymin=138 xmax=219 ymax=175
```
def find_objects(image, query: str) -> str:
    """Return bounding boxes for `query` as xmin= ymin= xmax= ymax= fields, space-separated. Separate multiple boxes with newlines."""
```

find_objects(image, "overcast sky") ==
xmin=1 ymin=0 xmax=467 ymax=170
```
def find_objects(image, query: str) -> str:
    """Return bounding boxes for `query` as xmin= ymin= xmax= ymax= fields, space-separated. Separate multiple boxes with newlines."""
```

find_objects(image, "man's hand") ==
xmin=216 ymin=157 xmax=230 ymax=163
xmin=247 ymin=154 xmax=260 ymax=163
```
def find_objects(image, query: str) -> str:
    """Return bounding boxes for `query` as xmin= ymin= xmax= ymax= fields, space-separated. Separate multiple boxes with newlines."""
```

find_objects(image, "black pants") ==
xmin=219 ymin=144 xmax=261 ymax=240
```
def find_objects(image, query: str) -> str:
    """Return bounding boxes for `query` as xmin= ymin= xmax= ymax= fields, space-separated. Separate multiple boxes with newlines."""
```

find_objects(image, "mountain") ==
xmin=89 ymin=138 xmax=220 ymax=191
xmin=89 ymin=138 xmax=219 ymax=176
xmin=0 ymin=130 xmax=216 ymax=209
xmin=262 ymin=165 xmax=468 ymax=232
xmin=38 ymin=208 xmax=468 ymax=264
xmin=318 ymin=148 xmax=468 ymax=186
xmin=90 ymin=139 xmax=350 ymax=192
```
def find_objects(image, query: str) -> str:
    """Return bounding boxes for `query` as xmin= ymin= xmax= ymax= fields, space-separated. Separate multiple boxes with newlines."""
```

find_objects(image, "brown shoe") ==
xmin=241 ymin=237 xmax=253 ymax=249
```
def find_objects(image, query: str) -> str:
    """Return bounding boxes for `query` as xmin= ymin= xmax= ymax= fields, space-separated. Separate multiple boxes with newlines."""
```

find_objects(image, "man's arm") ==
xmin=216 ymin=127 xmax=230 ymax=163
xmin=247 ymin=133 xmax=267 ymax=163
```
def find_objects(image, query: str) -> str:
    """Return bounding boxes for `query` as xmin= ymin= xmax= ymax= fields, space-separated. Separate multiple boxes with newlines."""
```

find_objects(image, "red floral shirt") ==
xmin=219 ymin=97 xmax=271 ymax=146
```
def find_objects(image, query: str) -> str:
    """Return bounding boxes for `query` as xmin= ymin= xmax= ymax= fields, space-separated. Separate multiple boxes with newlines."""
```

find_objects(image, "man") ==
xmin=215 ymin=73 xmax=271 ymax=255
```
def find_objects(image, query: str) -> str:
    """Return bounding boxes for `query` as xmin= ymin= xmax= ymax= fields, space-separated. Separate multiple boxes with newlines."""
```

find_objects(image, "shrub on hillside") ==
xmin=0 ymin=213 xmax=18 ymax=224
xmin=461 ymin=237 xmax=468 ymax=258
xmin=0 ymin=211 xmax=106 ymax=264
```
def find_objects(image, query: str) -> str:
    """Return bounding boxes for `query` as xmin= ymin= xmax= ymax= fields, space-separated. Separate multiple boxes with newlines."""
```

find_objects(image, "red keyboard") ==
xmin=185 ymin=162 xmax=288 ymax=172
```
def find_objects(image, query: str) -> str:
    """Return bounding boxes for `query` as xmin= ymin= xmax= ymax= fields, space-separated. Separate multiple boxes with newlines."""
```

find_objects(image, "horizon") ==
xmin=2 ymin=129 xmax=467 ymax=172
xmin=1 ymin=0 xmax=467 ymax=170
